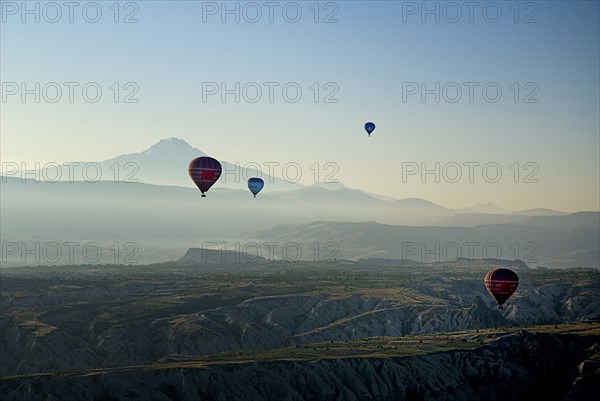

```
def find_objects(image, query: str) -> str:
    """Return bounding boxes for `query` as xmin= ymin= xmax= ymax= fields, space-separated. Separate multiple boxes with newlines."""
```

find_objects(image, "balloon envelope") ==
xmin=248 ymin=177 xmax=264 ymax=197
xmin=364 ymin=122 xmax=376 ymax=136
xmin=188 ymin=157 xmax=222 ymax=197
xmin=484 ymin=268 xmax=519 ymax=309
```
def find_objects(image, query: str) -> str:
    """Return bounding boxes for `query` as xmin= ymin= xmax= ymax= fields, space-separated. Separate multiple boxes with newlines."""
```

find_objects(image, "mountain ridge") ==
xmin=7 ymin=137 xmax=580 ymax=213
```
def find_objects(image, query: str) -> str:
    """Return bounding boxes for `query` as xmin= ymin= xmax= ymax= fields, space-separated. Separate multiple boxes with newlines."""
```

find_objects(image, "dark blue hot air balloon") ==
xmin=364 ymin=122 xmax=375 ymax=137
xmin=247 ymin=177 xmax=264 ymax=198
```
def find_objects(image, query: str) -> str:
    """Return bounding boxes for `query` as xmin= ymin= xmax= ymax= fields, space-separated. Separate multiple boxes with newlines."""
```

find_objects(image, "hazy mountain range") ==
xmin=5 ymin=137 xmax=574 ymax=215
xmin=1 ymin=138 xmax=598 ymax=267
xmin=17 ymin=137 xmax=303 ymax=192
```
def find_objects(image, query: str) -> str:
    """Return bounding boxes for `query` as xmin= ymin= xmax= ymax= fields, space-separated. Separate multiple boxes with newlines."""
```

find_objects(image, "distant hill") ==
xmin=510 ymin=208 xmax=568 ymax=216
xmin=238 ymin=220 xmax=599 ymax=267
xmin=469 ymin=258 xmax=531 ymax=270
xmin=512 ymin=212 xmax=600 ymax=231
xmin=355 ymin=258 xmax=423 ymax=267
xmin=437 ymin=213 xmax=528 ymax=227
xmin=437 ymin=210 xmax=592 ymax=229
xmin=180 ymin=247 xmax=269 ymax=264
xmin=460 ymin=203 xmax=510 ymax=214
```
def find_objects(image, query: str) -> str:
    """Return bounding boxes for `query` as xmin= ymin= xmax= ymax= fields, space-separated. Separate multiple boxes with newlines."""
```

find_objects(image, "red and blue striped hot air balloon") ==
xmin=188 ymin=157 xmax=222 ymax=197
xmin=484 ymin=268 xmax=519 ymax=309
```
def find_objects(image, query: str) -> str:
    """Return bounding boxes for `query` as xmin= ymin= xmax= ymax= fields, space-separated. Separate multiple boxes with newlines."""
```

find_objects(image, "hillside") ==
xmin=1 ymin=262 xmax=598 ymax=378
xmin=1 ymin=324 xmax=598 ymax=401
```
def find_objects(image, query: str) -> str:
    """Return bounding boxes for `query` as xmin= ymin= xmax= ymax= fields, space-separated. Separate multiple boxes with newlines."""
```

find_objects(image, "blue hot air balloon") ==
xmin=364 ymin=122 xmax=375 ymax=137
xmin=247 ymin=177 xmax=264 ymax=198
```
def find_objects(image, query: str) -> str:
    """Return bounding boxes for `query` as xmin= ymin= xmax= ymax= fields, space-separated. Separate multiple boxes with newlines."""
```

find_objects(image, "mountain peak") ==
xmin=311 ymin=181 xmax=346 ymax=190
xmin=465 ymin=202 xmax=509 ymax=214
xmin=140 ymin=137 xmax=205 ymax=158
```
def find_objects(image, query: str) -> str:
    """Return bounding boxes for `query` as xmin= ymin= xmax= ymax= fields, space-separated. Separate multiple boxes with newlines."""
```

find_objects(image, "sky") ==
xmin=1 ymin=0 xmax=599 ymax=212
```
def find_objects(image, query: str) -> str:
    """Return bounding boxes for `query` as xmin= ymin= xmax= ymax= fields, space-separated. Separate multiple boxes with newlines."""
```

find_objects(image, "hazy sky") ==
xmin=1 ymin=1 xmax=599 ymax=212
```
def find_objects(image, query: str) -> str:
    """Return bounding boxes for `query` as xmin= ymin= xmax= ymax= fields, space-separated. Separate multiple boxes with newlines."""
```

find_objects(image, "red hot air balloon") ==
xmin=188 ymin=157 xmax=222 ymax=197
xmin=484 ymin=268 xmax=519 ymax=309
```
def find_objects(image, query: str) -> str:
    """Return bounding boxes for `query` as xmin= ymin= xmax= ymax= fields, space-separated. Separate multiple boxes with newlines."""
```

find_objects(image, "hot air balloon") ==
xmin=188 ymin=157 xmax=222 ymax=197
xmin=484 ymin=268 xmax=519 ymax=309
xmin=364 ymin=122 xmax=375 ymax=137
xmin=247 ymin=177 xmax=264 ymax=198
